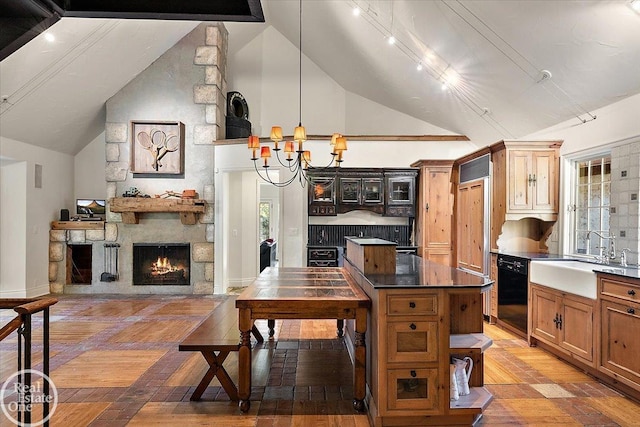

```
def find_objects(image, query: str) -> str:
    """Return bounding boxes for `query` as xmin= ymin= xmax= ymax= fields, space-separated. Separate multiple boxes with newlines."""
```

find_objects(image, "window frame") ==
xmin=566 ymin=151 xmax=612 ymax=258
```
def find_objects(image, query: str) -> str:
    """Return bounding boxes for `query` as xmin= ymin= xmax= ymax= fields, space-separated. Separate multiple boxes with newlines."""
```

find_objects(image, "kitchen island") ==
xmin=343 ymin=237 xmax=494 ymax=426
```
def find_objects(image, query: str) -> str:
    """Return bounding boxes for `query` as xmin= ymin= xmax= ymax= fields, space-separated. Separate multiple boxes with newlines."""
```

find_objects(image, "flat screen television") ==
xmin=76 ymin=199 xmax=106 ymax=217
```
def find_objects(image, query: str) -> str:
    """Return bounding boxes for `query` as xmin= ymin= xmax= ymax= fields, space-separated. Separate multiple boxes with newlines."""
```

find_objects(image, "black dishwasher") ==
xmin=497 ymin=254 xmax=529 ymax=335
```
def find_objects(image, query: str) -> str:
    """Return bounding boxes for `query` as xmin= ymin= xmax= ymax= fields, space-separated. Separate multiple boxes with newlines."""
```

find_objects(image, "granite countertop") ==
xmin=359 ymin=254 xmax=493 ymax=289
xmin=494 ymin=250 xmax=640 ymax=279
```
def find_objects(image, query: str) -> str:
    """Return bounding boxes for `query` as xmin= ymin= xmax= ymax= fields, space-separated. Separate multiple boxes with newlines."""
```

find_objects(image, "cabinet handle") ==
xmin=558 ymin=314 xmax=562 ymax=330
xmin=425 ymin=203 xmax=429 ymax=211
xmin=409 ymin=302 xmax=416 ymax=308
xmin=528 ymin=174 xmax=533 ymax=186
xmin=410 ymin=323 xmax=417 ymax=330
xmin=629 ymin=289 xmax=636 ymax=296
xmin=410 ymin=370 xmax=417 ymax=378
xmin=532 ymin=174 xmax=537 ymax=185
xmin=628 ymin=308 xmax=636 ymax=314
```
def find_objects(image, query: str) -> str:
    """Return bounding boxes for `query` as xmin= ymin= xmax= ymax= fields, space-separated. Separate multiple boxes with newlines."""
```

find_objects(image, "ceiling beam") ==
xmin=215 ymin=134 xmax=470 ymax=146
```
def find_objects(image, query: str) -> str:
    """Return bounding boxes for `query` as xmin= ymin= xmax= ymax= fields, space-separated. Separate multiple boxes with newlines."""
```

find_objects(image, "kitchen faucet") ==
xmin=586 ymin=230 xmax=616 ymax=264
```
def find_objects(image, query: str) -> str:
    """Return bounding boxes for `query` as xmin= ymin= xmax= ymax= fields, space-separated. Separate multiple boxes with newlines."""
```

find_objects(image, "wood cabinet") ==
xmin=456 ymin=179 xmax=485 ymax=274
xmin=344 ymin=243 xmax=492 ymax=425
xmin=489 ymin=253 xmax=498 ymax=323
xmin=307 ymin=168 xmax=417 ymax=217
xmin=530 ymin=284 xmax=595 ymax=364
xmin=598 ymin=274 xmax=640 ymax=390
xmin=491 ymin=141 xmax=562 ymax=225
xmin=411 ymin=160 xmax=454 ymax=266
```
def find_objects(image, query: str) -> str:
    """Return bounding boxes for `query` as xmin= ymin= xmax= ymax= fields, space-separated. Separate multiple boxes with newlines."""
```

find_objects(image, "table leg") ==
xmin=238 ymin=308 xmax=252 ymax=412
xmin=267 ymin=319 xmax=275 ymax=338
xmin=353 ymin=308 xmax=367 ymax=412
xmin=336 ymin=319 xmax=344 ymax=337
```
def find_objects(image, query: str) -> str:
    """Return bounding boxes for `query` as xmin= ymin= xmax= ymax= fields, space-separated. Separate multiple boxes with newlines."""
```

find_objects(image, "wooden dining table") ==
xmin=235 ymin=267 xmax=371 ymax=412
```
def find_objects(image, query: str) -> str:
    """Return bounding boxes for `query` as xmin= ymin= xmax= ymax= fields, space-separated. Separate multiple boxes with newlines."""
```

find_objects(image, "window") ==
xmin=259 ymin=201 xmax=271 ymax=242
xmin=571 ymin=155 xmax=611 ymax=256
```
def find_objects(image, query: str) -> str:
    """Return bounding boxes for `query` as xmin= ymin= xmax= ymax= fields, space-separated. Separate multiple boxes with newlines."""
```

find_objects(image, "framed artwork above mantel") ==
xmin=131 ymin=121 xmax=185 ymax=175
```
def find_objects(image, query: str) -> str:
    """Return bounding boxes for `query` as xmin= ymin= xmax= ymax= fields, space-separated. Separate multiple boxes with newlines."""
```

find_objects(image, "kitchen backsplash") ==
xmin=308 ymin=224 xmax=412 ymax=247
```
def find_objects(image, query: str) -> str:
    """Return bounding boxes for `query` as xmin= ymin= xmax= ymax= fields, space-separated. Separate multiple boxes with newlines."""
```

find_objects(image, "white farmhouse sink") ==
xmin=529 ymin=260 xmax=597 ymax=299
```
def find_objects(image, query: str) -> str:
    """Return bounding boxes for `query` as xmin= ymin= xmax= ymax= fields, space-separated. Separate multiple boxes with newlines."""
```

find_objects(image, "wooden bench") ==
xmin=179 ymin=296 xmax=263 ymax=401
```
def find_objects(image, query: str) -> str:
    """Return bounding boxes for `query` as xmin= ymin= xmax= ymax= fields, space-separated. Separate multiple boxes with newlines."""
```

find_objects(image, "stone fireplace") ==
xmin=48 ymin=23 xmax=227 ymax=295
xmin=133 ymin=243 xmax=190 ymax=286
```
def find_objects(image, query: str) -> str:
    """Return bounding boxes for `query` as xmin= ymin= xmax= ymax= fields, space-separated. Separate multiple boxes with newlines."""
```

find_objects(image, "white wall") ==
xmin=524 ymin=92 xmax=640 ymax=156
xmin=0 ymin=162 xmax=27 ymax=297
xmin=74 ymin=132 xmax=107 ymax=204
xmin=0 ymin=136 xmax=74 ymax=296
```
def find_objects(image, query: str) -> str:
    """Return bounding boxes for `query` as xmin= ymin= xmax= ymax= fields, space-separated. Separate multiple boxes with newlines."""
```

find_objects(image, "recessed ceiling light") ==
xmin=387 ymin=36 xmax=396 ymax=45
xmin=416 ymin=63 xmax=423 ymax=71
xmin=352 ymin=7 xmax=361 ymax=17
xmin=630 ymin=0 xmax=640 ymax=13
xmin=44 ymin=32 xmax=55 ymax=42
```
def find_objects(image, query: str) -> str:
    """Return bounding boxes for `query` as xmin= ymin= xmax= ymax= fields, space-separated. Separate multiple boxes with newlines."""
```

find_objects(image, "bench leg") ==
xmin=191 ymin=350 xmax=238 ymax=401
xmin=251 ymin=324 xmax=264 ymax=343
xmin=267 ymin=319 xmax=275 ymax=338
xmin=336 ymin=319 xmax=344 ymax=337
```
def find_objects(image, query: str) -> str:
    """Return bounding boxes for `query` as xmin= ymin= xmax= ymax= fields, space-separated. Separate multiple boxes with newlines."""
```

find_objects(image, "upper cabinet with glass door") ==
xmin=385 ymin=169 xmax=418 ymax=217
xmin=337 ymin=171 xmax=384 ymax=214
xmin=308 ymin=174 xmax=337 ymax=216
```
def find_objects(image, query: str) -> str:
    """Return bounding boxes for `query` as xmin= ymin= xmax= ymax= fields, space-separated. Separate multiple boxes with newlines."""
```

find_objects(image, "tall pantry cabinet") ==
xmin=411 ymin=160 xmax=455 ymax=266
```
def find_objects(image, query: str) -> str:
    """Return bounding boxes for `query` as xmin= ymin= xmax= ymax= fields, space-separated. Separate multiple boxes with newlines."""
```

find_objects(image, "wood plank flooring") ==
xmin=1 ymin=294 xmax=639 ymax=426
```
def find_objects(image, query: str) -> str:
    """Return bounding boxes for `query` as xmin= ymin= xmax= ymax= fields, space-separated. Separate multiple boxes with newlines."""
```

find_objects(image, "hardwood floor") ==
xmin=1 ymin=294 xmax=639 ymax=426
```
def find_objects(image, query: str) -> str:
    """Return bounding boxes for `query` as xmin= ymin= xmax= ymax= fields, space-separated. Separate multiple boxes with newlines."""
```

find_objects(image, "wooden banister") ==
xmin=0 ymin=316 xmax=22 ymax=342
xmin=13 ymin=298 xmax=58 ymax=315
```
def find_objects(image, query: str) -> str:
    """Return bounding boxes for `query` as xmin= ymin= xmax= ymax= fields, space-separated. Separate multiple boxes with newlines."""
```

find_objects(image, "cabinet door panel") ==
xmin=387 ymin=321 xmax=438 ymax=363
xmin=600 ymin=300 xmax=640 ymax=385
xmin=427 ymin=169 xmax=453 ymax=246
xmin=509 ymin=151 xmax=532 ymax=210
xmin=531 ymin=286 xmax=559 ymax=342
xmin=456 ymin=180 xmax=484 ymax=274
xmin=532 ymin=151 xmax=557 ymax=211
xmin=559 ymin=296 xmax=593 ymax=362
xmin=387 ymin=368 xmax=440 ymax=412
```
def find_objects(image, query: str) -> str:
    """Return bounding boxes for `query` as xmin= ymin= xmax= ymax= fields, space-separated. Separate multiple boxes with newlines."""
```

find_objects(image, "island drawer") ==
xmin=387 ymin=294 xmax=438 ymax=316
xmin=387 ymin=367 xmax=439 ymax=412
xmin=387 ymin=320 xmax=438 ymax=363
xmin=600 ymin=277 xmax=640 ymax=303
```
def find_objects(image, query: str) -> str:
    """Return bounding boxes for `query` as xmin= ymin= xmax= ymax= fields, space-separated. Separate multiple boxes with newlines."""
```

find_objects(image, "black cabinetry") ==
xmin=307 ymin=246 xmax=338 ymax=267
xmin=308 ymin=168 xmax=417 ymax=217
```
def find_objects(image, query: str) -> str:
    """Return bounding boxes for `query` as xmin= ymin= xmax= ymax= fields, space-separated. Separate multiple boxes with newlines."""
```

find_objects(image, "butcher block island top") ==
xmin=343 ymin=239 xmax=493 ymax=426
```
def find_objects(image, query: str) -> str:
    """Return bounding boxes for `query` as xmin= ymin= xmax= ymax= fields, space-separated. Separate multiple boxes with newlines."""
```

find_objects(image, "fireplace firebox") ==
xmin=133 ymin=243 xmax=190 ymax=286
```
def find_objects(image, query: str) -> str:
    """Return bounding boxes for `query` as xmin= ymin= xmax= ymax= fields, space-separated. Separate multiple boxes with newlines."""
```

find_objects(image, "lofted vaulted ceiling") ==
xmin=1 ymin=0 xmax=640 ymax=155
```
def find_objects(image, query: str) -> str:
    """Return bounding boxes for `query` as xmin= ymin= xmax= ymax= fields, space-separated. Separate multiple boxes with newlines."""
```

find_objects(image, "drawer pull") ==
xmin=629 ymin=289 xmax=636 ymax=296
xmin=410 ymin=323 xmax=416 ymax=330
xmin=410 ymin=370 xmax=417 ymax=378
xmin=409 ymin=302 xmax=416 ymax=308
xmin=628 ymin=308 xmax=636 ymax=314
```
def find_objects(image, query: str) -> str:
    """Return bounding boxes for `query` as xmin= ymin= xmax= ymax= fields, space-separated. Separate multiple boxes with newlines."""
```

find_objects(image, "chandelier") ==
xmin=248 ymin=0 xmax=347 ymax=187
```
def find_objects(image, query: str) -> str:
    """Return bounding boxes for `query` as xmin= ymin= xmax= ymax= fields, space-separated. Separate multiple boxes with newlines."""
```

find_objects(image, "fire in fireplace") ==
xmin=133 ymin=244 xmax=190 ymax=286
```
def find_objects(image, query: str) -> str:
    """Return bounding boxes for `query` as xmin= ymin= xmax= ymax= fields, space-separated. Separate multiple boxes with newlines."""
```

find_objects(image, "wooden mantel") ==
xmin=109 ymin=197 xmax=206 ymax=225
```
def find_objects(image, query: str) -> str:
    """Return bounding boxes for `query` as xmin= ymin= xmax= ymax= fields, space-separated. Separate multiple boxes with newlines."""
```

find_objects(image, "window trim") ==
xmin=563 ymin=150 xmax=612 ymax=259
